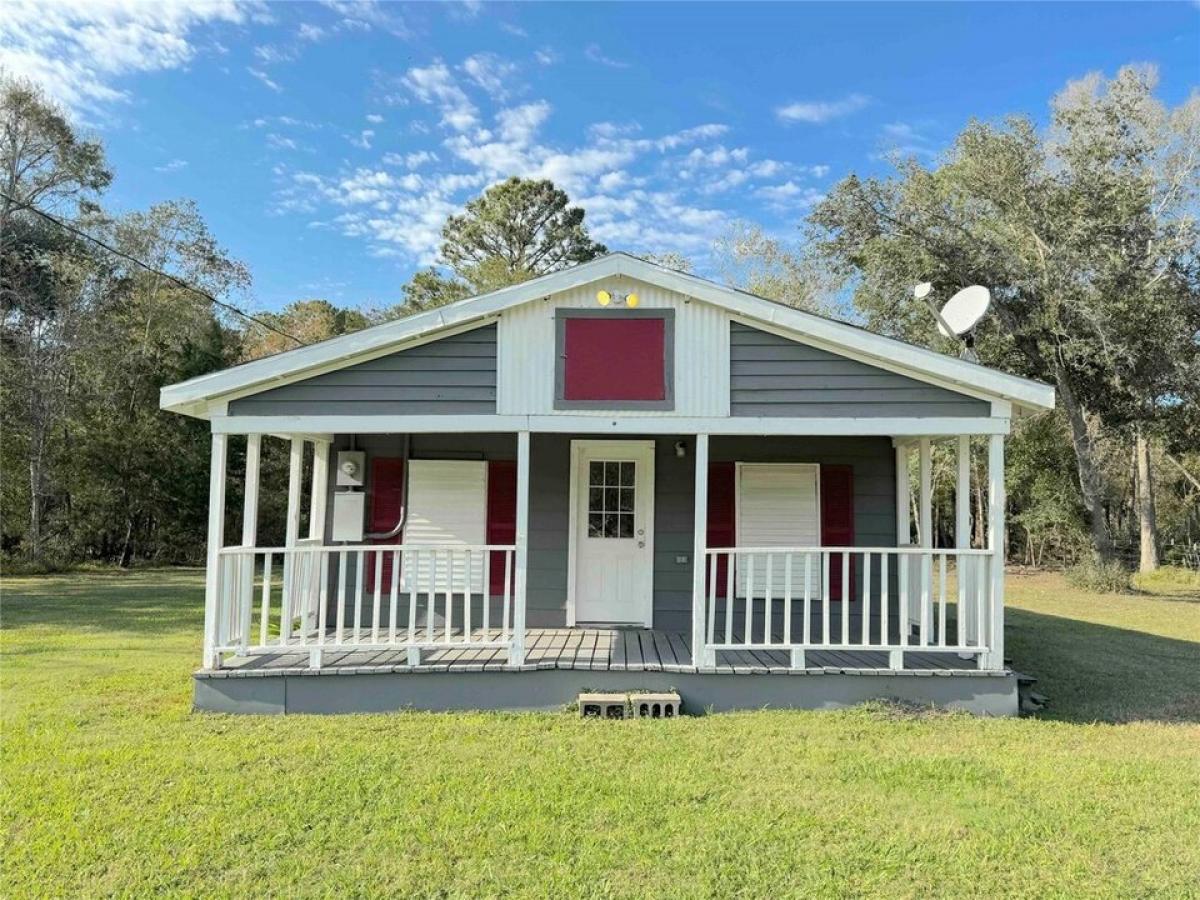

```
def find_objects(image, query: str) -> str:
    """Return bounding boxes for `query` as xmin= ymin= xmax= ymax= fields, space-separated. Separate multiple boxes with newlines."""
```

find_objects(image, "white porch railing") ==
xmin=211 ymin=543 xmax=520 ymax=668
xmin=700 ymin=546 xmax=996 ymax=669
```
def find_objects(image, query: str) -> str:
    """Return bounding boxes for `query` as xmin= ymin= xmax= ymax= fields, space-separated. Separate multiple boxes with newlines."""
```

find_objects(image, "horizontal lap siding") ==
xmin=229 ymin=324 xmax=497 ymax=416
xmin=729 ymin=323 xmax=989 ymax=417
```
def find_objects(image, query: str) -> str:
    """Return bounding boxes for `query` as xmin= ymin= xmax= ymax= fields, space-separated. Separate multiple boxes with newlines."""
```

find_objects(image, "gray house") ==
xmin=161 ymin=254 xmax=1054 ymax=715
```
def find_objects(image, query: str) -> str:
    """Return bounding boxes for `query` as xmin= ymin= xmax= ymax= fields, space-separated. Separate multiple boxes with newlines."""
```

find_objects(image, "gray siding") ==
xmin=729 ymin=323 xmax=989 ymax=417
xmin=321 ymin=433 xmax=897 ymax=638
xmin=230 ymin=324 xmax=497 ymax=416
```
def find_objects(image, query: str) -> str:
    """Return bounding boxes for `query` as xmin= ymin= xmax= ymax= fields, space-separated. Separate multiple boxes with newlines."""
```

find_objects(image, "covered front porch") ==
xmin=200 ymin=420 xmax=1009 ymax=685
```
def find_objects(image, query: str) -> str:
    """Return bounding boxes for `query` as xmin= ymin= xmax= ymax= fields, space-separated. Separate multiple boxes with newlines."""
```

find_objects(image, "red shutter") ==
xmin=821 ymin=465 xmax=855 ymax=602
xmin=368 ymin=458 xmax=405 ymax=585
xmin=706 ymin=462 xmax=736 ymax=598
xmin=486 ymin=461 xmax=516 ymax=596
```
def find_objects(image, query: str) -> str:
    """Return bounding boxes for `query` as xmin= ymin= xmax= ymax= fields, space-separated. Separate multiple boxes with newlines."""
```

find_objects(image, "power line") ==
xmin=0 ymin=193 xmax=306 ymax=347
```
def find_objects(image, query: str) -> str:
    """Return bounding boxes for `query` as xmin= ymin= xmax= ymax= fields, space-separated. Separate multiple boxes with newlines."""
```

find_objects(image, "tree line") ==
xmin=2 ymin=67 xmax=1198 ymax=578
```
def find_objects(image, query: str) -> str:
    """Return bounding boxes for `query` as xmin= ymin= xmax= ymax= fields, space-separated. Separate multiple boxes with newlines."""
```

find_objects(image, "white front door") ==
xmin=570 ymin=440 xmax=655 ymax=626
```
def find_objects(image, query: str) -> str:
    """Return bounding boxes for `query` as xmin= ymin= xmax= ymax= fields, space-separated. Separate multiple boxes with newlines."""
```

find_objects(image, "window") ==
xmin=735 ymin=463 xmax=821 ymax=597
xmin=586 ymin=460 xmax=636 ymax=539
xmin=402 ymin=460 xmax=487 ymax=592
xmin=555 ymin=309 xmax=674 ymax=409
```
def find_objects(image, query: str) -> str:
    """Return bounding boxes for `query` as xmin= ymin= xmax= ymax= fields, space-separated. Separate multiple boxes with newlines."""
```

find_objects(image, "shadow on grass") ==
xmin=1007 ymin=607 xmax=1200 ymax=724
xmin=1 ymin=570 xmax=205 ymax=637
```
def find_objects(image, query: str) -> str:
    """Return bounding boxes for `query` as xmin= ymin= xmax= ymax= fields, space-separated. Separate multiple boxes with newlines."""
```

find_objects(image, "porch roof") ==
xmin=160 ymin=253 xmax=1055 ymax=419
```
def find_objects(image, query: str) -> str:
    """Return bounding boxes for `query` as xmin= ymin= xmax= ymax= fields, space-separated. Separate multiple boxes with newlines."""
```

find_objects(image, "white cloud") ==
xmin=402 ymin=60 xmax=479 ymax=131
xmin=500 ymin=22 xmax=528 ymax=38
xmin=534 ymin=47 xmax=559 ymax=66
xmin=349 ymin=129 xmax=374 ymax=149
xmin=266 ymin=133 xmax=300 ymax=151
xmin=776 ymin=93 xmax=870 ymax=124
xmin=318 ymin=0 xmax=410 ymax=38
xmin=755 ymin=180 xmax=826 ymax=208
xmin=0 ymin=0 xmax=252 ymax=114
xmin=382 ymin=150 xmax=439 ymax=168
xmin=496 ymin=101 xmax=551 ymax=143
xmin=154 ymin=158 xmax=188 ymax=173
xmin=254 ymin=43 xmax=296 ymax=65
xmin=460 ymin=52 xmax=520 ymax=100
xmin=248 ymin=67 xmax=282 ymax=92
xmin=876 ymin=121 xmax=938 ymax=159
xmin=366 ymin=113 xmax=384 ymax=124
xmin=297 ymin=22 xmax=326 ymax=42
xmin=584 ymin=43 xmax=630 ymax=69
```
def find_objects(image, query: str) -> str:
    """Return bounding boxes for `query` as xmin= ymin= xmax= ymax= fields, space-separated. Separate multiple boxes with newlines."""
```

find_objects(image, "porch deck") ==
xmin=203 ymin=627 xmax=984 ymax=678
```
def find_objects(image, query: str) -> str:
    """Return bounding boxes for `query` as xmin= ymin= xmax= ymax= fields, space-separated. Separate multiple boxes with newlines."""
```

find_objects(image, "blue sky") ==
xmin=3 ymin=1 xmax=1197 ymax=313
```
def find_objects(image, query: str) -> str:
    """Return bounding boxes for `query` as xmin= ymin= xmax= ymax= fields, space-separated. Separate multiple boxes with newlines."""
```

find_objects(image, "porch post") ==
xmin=691 ymin=433 xmax=711 ymax=668
xmin=309 ymin=440 xmax=329 ymax=541
xmin=511 ymin=430 xmax=530 ymax=665
xmin=890 ymin=441 xmax=911 ymax=669
xmin=918 ymin=437 xmax=933 ymax=638
xmin=237 ymin=434 xmax=261 ymax=655
xmin=986 ymin=433 xmax=1006 ymax=670
xmin=955 ymin=435 xmax=974 ymax=655
xmin=202 ymin=432 xmax=228 ymax=669
xmin=282 ymin=437 xmax=305 ymax=641
xmin=894 ymin=442 xmax=911 ymax=545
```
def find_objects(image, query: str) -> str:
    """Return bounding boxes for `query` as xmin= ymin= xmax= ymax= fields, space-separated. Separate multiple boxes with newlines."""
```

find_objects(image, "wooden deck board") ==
xmin=217 ymin=627 xmax=982 ymax=675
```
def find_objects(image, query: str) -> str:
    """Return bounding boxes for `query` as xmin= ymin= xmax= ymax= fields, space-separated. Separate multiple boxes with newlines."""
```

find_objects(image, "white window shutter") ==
xmin=403 ymin=460 xmax=487 ymax=593
xmin=735 ymin=463 xmax=821 ymax=597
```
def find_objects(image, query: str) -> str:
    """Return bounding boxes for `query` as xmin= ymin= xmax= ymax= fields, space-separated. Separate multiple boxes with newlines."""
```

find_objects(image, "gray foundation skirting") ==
xmin=194 ymin=668 xmax=1018 ymax=717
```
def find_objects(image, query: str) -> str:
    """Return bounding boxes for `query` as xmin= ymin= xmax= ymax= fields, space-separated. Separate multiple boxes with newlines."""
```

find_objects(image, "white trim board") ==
xmin=211 ymin=413 xmax=1012 ymax=437
xmin=162 ymin=253 xmax=1054 ymax=417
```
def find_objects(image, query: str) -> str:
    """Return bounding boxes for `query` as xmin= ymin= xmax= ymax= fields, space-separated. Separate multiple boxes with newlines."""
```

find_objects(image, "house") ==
xmin=161 ymin=253 xmax=1055 ymax=715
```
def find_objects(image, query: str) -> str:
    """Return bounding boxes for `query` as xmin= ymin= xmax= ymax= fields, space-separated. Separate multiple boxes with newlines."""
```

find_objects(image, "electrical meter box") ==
xmin=331 ymin=492 xmax=365 ymax=541
xmin=336 ymin=450 xmax=366 ymax=487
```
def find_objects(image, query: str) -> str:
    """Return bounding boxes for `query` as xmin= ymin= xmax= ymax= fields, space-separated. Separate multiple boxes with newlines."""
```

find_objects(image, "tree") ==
xmin=0 ymin=75 xmax=111 ymax=560
xmin=807 ymin=65 xmax=1200 ymax=563
xmin=401 ymin=177 xmax=606 ymax=311
xmin=240 ymin=298 xmax=369 ymax=361
xmin=715 ymin=222 xmax=831 ymax=313
xmin=0 ymin=76 xmax=110 ymax=246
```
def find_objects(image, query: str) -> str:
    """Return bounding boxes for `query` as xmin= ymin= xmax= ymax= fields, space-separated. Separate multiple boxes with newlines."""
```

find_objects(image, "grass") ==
xmin=2 ymin=569 xmax=1199 ymax=897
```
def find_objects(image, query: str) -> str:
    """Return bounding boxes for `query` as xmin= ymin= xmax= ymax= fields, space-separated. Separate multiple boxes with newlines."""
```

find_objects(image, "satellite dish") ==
xmin=936 ymin=285 xmax=991 ymax=337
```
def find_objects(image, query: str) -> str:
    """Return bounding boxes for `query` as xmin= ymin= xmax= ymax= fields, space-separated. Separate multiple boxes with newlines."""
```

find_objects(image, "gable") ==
xmin=228 ymin=324 xmax=496 ymax=416
xmin=729 ymin=323 xmax=989 ymax=418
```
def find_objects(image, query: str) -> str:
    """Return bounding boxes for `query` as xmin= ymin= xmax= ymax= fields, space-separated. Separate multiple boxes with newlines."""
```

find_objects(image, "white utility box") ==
xmin=331 ymin=492 xmax=365 ymax=541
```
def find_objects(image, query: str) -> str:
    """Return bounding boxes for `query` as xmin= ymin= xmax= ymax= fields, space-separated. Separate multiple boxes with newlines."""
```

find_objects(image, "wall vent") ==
xmin=578 ymin=691 xmax=681 ymax=719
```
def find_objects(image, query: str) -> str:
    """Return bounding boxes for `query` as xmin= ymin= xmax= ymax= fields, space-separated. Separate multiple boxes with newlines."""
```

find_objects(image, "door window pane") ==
xmin=585 ymin=459 xmax=636 ymax=539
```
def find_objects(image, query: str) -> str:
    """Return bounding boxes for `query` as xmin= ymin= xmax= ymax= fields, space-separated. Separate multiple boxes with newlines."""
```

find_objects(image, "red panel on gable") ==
xmin=563 ymin=317 xmax=665 ymax=402
xmin=820 ymin=465 xmax=855 ymax=602
xmin=486 ymin=461 xmax=516 ymax=596
xmin=706 ymin=462 xmax=736 ymax=598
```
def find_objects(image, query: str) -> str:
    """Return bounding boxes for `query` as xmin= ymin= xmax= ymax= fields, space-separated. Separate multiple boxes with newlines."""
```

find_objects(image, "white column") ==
xmin=956 ymin=435 xmax=974 ymax=655
xmin=917 ymin=438 xmax=933 ymax=638
xmin=986 ymin=433 xmax=1006 ymax=670
xmin=894 ymin=443 xmax=911 ymax=545
xmin=309 ymin=440 xmax=329 ymax=541
xmin=511 ymin=430 xmax=530 ymax=665
xmin=918 ymin=438 xmax=932 ymax=549
xmin=202 ymin=433 xmax=228 ymax=669
xmin=891 ymin=441 xmax=910 ymax=668
xmin=237 ymin=434 xmax=261 ymax=654
xmin=691 ymin=434 xmax=711 ymax=668
xmin=281 ymin=437 xmax=305 ymax=640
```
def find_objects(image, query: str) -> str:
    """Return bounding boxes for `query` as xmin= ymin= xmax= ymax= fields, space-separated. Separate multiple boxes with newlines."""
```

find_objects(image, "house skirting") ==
xmin=194 ymin=667 xmax=1018 ymax=717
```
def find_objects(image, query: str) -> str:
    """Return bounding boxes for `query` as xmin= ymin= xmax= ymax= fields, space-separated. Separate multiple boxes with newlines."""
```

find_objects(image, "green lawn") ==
xmin=2 ymin=569 xmax=1198 ymax=897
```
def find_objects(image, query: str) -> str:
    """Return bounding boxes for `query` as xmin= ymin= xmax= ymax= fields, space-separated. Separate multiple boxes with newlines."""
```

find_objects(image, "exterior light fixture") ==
xmin=596 ymin=288 xmax=640 ymax=308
